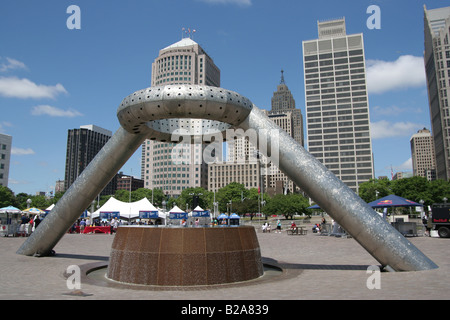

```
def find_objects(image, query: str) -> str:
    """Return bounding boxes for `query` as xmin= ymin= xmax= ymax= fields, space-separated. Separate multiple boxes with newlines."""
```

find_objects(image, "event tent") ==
xmin=23 ymin=207 xmax=45 ymax=215
xmin=366 ymin=195 xmax=423 ymax=208
xmin=169 ymin=205 xmax=187 ymax=219
xmin=92 ymin=197 xmax=164 ymax=220
xmin=0 ymin=206 xmax=22 ymax=214
xmin=190 ymin=206 xmax=210 ymax=217
xmin=309 ymin=195 xmax=423 ymax=210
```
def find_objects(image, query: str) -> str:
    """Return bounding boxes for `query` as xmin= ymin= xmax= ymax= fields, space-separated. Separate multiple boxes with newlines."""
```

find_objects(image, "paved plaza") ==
xmin=1 ymin=222 xmax=449 ymax=301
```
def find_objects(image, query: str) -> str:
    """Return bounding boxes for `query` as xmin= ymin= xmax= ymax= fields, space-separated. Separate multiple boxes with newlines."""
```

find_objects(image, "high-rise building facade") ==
xmin=0 ymin=133 xmax=12 ymax=187
xmin=265 ymin=71 xmax=304 ymax=194
xmin=424 ymin=5 xmax=450 ymax=180
xmin=302 ymin=18 xmax=374 ymax=193
xmin=142 ymin=37 xmax=221 ymax=197
xmin=270 ymin=70 xmax=304 ymax=147
xmin=65 ymin=125 xmax=115 ymax=195
xmin=410 ymin=128 xmax=436 ymax=180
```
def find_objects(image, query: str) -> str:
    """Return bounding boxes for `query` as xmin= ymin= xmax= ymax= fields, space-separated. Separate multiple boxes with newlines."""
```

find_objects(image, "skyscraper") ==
xmin=65 ymin=125 xmax=115 ymax=195
xmin=266 ymin=71 xmax=304 ymax=194
xmin=270 ymin=70 xmax=304 ymax=147
xmin=142 ymin=37 xmax=221 ymax=197
xmin=424 ymin=5 xmax=450 ymax=180
xmin=0 ymin=133 xmax=12 ymax=188
xmin=410 ymin=128 xmax=436 ymax=180
xmin=302 ymin=18 xmax=374 ymax=193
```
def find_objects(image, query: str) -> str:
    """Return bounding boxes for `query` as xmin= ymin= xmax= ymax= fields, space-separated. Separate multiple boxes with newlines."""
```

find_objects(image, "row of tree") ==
xmin=0 ymin=182 xmax=312 ymax=219
xmin=1 ymin=176 xmax=449 ymax=218
xmin=358 ymin=176 xmax=450 ymax=207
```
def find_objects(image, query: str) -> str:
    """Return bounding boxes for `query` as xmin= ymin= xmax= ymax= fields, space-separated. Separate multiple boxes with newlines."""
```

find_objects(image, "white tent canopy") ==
xmin=92 ymin=197 xmax=164 ymax=220
xmin=189 ymin=206 xmax=210 ymax=217
xmin=169 ymin=205 xmax=185 ymax=214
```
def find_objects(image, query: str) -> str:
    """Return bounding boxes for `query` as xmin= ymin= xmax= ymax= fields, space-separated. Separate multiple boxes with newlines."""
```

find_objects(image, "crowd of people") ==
xmin=261 ymin=217 xmax=330 ymax=234
xmin=18 ymin=213 xmax=41 ymax=237
xmin=69 ymin=217 xmax=122 ymax=234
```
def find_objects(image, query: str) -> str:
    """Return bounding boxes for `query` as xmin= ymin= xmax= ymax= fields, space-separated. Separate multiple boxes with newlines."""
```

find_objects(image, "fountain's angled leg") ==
xmin=17 ymin=127 xmax=147 ymax=256
xmin=240 ymin=106 xmax=438 ymax=271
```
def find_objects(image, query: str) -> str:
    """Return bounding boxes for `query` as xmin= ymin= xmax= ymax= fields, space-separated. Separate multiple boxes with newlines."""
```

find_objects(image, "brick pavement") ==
xmin=0 ymin=226 xmax=449 ymax=300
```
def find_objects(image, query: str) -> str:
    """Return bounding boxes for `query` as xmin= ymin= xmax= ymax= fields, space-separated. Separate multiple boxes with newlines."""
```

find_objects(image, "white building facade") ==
xmin=302 ymin=18 xmax=374 ymax=193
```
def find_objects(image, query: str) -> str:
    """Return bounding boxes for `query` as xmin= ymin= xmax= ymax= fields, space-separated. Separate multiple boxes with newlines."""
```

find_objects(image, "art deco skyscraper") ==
xmin=142 ymin=37 xmax=221 ymax=197
xmin=270 ymin=70 xmax=304 ymax=147
xmin=266 ymin=71 xmax=304 ymax=193
xmin=424 ymin=5 xmax=450 ymax=180
xmin=302 ymin=18 xmax=374 ymax=193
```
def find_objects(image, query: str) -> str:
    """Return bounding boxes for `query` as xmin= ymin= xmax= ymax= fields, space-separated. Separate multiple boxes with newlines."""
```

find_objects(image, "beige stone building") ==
xmin=410 ymin=128 xmax=436 ymax=180
xmin=142 ymin=37 xmax=221 ymax=197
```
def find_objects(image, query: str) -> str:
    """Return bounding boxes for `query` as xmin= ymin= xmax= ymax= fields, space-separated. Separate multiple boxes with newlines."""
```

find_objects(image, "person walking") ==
xmin=110 ymin=217 xmax=119 ymax=234
xmin=276 ymin=220 xmax=282 ymax=233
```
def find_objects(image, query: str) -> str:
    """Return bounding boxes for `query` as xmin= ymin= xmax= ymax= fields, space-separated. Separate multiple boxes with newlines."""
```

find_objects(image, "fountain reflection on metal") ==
xmin=17 ymin=84 xmax=437 ymax=275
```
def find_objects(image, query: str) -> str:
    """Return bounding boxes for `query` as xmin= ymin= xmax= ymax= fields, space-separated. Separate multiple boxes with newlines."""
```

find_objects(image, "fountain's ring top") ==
xmin=117 ymin=85 xmax=254 ymax=142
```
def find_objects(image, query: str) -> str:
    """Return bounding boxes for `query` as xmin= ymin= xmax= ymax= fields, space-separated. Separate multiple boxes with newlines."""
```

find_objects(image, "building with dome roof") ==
xmin=142 ymin=36 xmax=221 ymax=197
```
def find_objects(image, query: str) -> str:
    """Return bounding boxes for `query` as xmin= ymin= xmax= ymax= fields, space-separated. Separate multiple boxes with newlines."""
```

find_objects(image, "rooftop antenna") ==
xmin=181 ymin=27 xmax=196 ymax=40
xmin=280 ymin=69 xmax=285 ymax=84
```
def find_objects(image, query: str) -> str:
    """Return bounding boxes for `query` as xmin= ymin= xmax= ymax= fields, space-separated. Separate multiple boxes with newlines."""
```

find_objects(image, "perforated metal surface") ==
xmin=117 ymin=85 xmax=253 ymax=141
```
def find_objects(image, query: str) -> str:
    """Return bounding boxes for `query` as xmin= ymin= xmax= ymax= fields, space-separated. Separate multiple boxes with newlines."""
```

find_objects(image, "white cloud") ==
xmin=366 ymin=55 xmax=426 ymax=94
xmin=11 ymin=147 xmax=35 ymax=156
xmin=370 ymin=120 xmax=424 ymax=140
xmin=394 ymin=158 xmax=412 ymax=172
xmin=0 ymin=76 xmax=67 ymax=99
xmin=0 ymin=57 xmax=27 ymax=72
xmin=31 ymin=105 xmax=83 ymax=117
xmin=196 ymin=0 xmax=252 ymax=6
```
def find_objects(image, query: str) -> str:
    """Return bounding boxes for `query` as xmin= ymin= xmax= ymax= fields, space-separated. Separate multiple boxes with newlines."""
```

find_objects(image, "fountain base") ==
xmin=107 ymin=226 xmax=263 ymax=286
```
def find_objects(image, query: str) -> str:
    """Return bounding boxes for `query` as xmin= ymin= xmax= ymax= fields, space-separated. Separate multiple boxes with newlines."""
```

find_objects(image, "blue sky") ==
xmin=0 ymin=0 xmax=444 ymax=195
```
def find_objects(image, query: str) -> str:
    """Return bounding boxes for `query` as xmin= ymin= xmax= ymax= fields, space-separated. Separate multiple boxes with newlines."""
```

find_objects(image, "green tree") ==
xmin=233 ymin=198 xmax=259 ymax=217
xmin=358 ymin=178 xmax=391 ymax=203
xmin=428 ymin=179 xmax=450 ymax=205
xmin=28 ymin=195 xmax=49 ymax=209
xmin=216 ymin=182 xmax=247 ymax=212
xmin=264 ymin=193 xmax=310 ymax=219
xmin=176 ymin=187 xmax=211 ymax=211
xmin=0 ymin=186 xmax=16 ymax=208
xmin=114 ymin=189 xmax=131 ymax=202
xmin=391 ymin=176 xmax=432 ymax=205
xmin=131 ymin=188 xmax=153 ymax=202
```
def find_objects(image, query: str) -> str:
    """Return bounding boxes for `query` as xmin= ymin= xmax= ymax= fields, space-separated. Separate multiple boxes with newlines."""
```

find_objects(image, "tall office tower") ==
xmin=270 ymin=70 xmax=304 ymax=147
xmin=424 ymin=5 xmax=450 ymax=180
xmin=410 ymin=128 xmax=436 ymax=180
xmin=65 ymin=125 xmax=116 ymax=195
xmin=142 ymin=37 xmax=221 ymax=197
xmin=302 ymin=18 xmax=374 ymax=193
xmin=0 ymin=133 xmax=12 ymax=187
xmin=265 ymin=71 xmax=304 ymax=194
